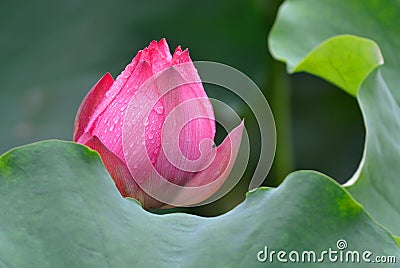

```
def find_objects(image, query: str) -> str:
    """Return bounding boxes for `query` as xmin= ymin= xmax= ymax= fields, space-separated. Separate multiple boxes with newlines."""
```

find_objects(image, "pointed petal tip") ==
xmin=157 ymin=38 xmax=172 ymax=61
xmin=221 ymin=120 xmax=244 ymax=153
xmin=174 ymin=45 xmax=182 ymax=53
xmin=173 ymin=47 xmax=191 ymax=64
xmin=73 ymin=73 xmax=114 ymax=142
xmin=104 ymin=71 xmax=113 ymax=79
xmin=235 ymin=120 xmax=245 ymax=134
xmin=163 ymin=120 xmax=244 ymax=206
xmin=148 ymin=40 xmax=158 ymax=49
xmin=185 ymin=120 xmax=244 ymax=188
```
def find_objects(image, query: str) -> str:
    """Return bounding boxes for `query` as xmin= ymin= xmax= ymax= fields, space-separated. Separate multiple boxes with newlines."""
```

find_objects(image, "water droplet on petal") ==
xmin=154 ymin=104 xmax=164 ymax=114
xmin=109 ymin=125 xmax=114 ymax=132
xmin=148 ymin=133 xmax=154 ymax=140
xmin=153 ymin=149 xmax=158 ymax=155
xmin=114 ymin=116 xmax=120 ymax=124
xmin=144 ymin=118 xmax=149 ymax=126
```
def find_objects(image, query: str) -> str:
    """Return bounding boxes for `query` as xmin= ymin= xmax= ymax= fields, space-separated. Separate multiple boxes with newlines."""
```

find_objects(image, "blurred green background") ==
xmin=0 ymin=0 xmax=364 ymax=215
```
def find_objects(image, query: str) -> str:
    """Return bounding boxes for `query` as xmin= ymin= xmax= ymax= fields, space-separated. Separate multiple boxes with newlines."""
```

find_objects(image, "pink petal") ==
xmin=163 ymin=121 xmax=244 ymax=206
xmin=75 ymin=39 xmax=232 ymax=208
xmin=185 ymin=120 xmax=244 ymax=188
xmin=172 ymin=46 xmax=189 ymax=64
xmin=154 ymin=61 xmax=216 ymax=185
xmin=122 ymin=70 xmax=163 ymax=185
xmin=123 ymin=54 xmax=216 ymax=186
xmin=73 ymin=73 xmax=114 ymax=142
xmin=157 ymin=38 xmax=172 ymax=61
xmin=91 ymin=60 xmax=153 ymax=162
xmin=155 ymin=95 xmax=216 ymax=185
xmin=127 ymin=121 xmax=244 ymax=207
xmin=89 ymin=39 xmax=174 ymax=162
xmin=139 ymin=39 xmax=172 ymax=74
xmin=81 ymin=133 xmax=163 ymax=209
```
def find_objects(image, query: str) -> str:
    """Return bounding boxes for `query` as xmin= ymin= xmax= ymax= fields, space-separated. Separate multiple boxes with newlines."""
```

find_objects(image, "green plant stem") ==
xmin=266 ymin=61 xmax=294 ymax=186
xmin=259 ymin=0 xmax=294 ymax=186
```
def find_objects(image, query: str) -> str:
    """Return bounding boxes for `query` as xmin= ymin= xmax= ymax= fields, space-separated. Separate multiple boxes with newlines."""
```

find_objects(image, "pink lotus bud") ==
xmin=74 ymin=39 xmax=243 ymax=209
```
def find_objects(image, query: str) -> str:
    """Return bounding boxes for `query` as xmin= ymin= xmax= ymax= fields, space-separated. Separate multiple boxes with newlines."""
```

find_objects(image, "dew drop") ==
xmin=120 ymin=106 xmax=126 ymax=112
xmin=114 ymin=116 xmax=120 ymax=124
xmin=109 ymin=125 xmax=114 ymax=132
xmin=144 ymin=118 xmax=149 ymax=126
xmin=148 ymin=133 xmax=154 ymax=140
xmin=153 ymin=149 xmax=158 ymax=155
xmin=154 ymin=104 xmax=164 ymax=114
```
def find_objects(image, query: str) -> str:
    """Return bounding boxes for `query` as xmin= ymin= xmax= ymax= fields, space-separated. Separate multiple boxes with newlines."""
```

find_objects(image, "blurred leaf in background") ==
xmin=0 ymin=0 xmax=364 ymax=215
